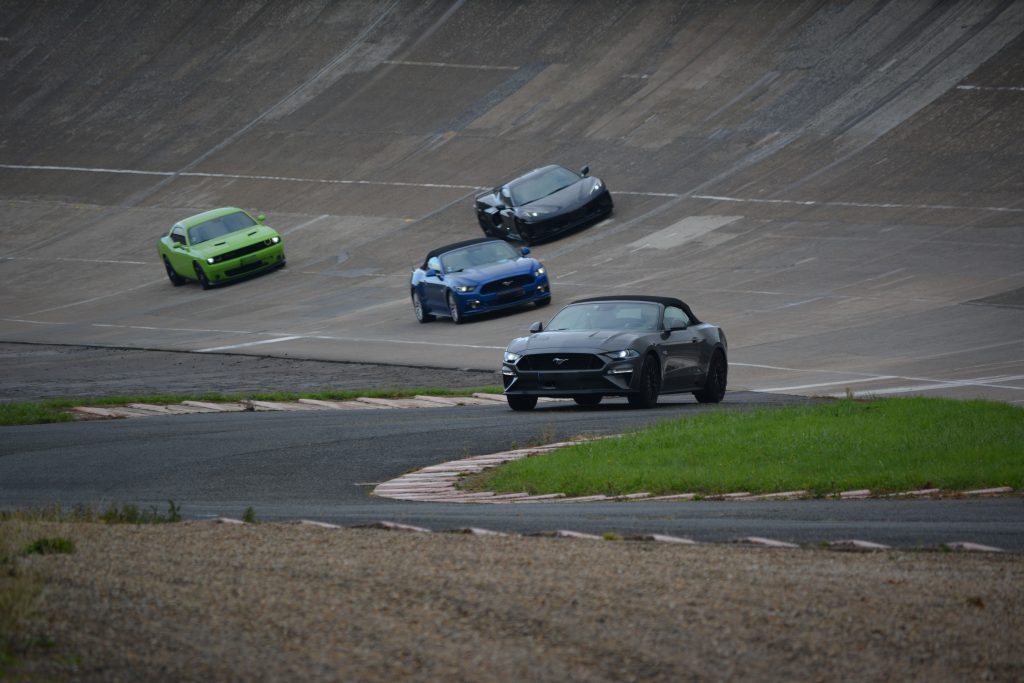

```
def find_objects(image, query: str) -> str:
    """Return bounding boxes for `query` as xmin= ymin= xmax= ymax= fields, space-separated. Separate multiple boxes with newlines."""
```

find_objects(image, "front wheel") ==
xmin=507 ymin=395 xmax=538 ymax=411
xmin=694 ymin=351 xmax=727 ymax=404
xmin=193 ymin=262 xmax=212 ymax=290
xmin=412 ymin=290 xmax=434 ymax=323
xmin=627 ymin=356 xmax=661 ymax=409
xmin=534 ymin=296 xmax=551 ymax=308
xmin=164 ymin=256 xmax=185 ymax=286
xmin=446 ymin=292 xmax=463 ymax=325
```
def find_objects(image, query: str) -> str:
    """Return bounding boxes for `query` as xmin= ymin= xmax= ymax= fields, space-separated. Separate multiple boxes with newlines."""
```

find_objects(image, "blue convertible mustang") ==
xmin=410 ymin=238 xmax=551 ymax=324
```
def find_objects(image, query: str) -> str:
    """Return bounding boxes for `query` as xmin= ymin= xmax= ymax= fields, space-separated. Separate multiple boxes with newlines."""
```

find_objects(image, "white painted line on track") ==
xmin=382 ymin=59 xmax=518 ymax=71
xmin=0 ymin=255 xmax=149 ymax=265
xmin=282 ymin=215 xmax=330 ymax=235
xmin=197 ymin=336 xmax=304 ymax=353
xmin=957 ymin=84 xmax=1024 ymax=92
xmin=755 ymin=376 xmax=898 ymax=393
xmin=692 ymin=193 xmax=1024 ymax=214
xmin=22 ymin=278 xmax=166 ymax=316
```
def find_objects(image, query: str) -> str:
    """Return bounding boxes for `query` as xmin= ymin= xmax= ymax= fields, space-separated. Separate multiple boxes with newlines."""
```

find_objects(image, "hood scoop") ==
xmin=214 ymin=241 xmax=227 ymax=246
xmin=248 ymin=230 xmax=258 ymax=236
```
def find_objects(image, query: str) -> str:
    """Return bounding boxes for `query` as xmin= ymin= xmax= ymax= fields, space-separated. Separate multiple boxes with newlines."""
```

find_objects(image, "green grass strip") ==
xmin=0 ymin=386 xmax=502 ymax=426
xmin=478 ymin=398 xmax=1024 ymax=496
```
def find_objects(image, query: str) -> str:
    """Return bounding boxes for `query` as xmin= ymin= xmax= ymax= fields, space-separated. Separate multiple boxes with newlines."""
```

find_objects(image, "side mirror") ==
xmin=520 ymin=247 xmax=530 ymax=256
xmin=426 ymin=268 xmax=440 ymax=278
xmin=257 ymin=214 xmax=266 ymax=224
xmin=580 ymin=164 xmax=590 ymax=177
xmin=529 ymin=321 xmax=544 ymax=334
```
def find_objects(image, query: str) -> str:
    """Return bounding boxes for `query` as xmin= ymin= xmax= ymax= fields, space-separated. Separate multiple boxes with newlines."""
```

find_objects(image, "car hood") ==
xmin=517 ymin=178 xmax=600 ymax=215
xmin=449 ymin=258 xmax=536 ymax=285
xmin=508 ymin=329 xmax=640 ymax=353
xmin=192 ymin=225 xmax=279 ymax=255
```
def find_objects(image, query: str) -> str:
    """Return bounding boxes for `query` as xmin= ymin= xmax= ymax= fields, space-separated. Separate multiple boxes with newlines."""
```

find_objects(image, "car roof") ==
xmin=569 ymin=295 xmax=702 ymax=324
xmin=180 ymin=207 xmax=248 ymax=228
xmin=423 ymin=237 xmax=508 ymax=264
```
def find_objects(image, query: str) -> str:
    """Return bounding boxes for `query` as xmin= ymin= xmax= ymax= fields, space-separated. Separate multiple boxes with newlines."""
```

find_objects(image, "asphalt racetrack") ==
xmin=1 ymin=2 xmax=1023 ymax=546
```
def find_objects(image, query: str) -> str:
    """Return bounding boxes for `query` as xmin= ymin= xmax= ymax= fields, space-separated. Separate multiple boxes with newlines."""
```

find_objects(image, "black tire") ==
xmin=535 ymin=297 xmax=551 ymax=308
xmin=573 ymin=395 xmax=602 ymax=407
xmin=627 ymin=356 xmax=661 ymax=409
xmin=164 ymin=256 xmax=185 ymax=287
xmin=193 ymin=262 xmax=212 ymax=290
xmin=412 ymin=290 xmax=434 ymax=323
xmin=694 ymin=351 xmax=728 ymax=404
xmin=507 ymin=395 xmax=538 ymax=411
xmin=446 ymin=292 xmax=463 ymax=324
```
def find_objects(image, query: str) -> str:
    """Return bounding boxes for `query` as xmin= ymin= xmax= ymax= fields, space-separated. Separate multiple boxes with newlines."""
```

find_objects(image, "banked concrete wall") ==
xmin=1 ymin=1 xmax=1022 ymax=399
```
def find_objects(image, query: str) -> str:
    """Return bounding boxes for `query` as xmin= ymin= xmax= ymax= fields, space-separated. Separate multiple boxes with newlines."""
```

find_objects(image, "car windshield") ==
xmin=507 ymin=166 xmax=579 ymax=206
xmin=439 ymin=241 xmax=520 ymax=273
xmin=188 ymin=212 xmax=257 ymax=245
xmin=547 ymin=302 xmax=661 ymax=331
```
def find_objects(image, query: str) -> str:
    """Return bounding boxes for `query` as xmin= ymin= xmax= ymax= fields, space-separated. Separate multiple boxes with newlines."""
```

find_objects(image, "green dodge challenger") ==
xmin=158 ymin=207 xmax=285 ymax=289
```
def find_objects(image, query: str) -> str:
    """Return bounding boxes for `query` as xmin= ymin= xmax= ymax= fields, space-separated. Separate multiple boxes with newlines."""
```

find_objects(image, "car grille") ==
xmin=495 ymin=289 xmax=527 ymax=304
xmin=481 ymin=274 xmax=533 ymax=294
xmin=517 ymin=353 xmax=604 ymax=371
xmin=216 ymin=242 xmax=267 ymax=262
xmin=225 ymin=260 xmax=266 ymax=277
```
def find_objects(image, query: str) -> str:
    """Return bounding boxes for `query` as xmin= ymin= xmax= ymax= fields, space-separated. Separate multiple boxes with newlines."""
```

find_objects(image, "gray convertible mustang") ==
xmin=501 ymin=295 xmax=728 ymax=410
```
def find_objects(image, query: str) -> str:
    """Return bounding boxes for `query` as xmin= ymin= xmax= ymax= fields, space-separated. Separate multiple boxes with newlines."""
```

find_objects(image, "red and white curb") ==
xmin=69 ymin=393 xmax=536 ymax=419
xmin=199 ymin=518 xmax=1009 ymax=553
xmin=69 ymin=392 xmax=564 ymax=419
xmin=371 ymin=444 xmax=1019 ymax=504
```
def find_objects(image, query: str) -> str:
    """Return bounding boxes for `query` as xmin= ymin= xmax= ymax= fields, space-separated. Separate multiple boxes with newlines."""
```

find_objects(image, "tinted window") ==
xmin=440 ymin=241 xmax=520 ymax=273
xmin=508 ymin=166 xmax=580 ymax=206
xmin=188 ymin=211 xmax=256 ymax=245
xmin=547 ymin=302 xmax=661 ymax=331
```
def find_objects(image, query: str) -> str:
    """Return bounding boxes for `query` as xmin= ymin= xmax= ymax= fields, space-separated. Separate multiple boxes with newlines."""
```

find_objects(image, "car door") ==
xmin=660 ymin=306 xmax=703 ymax=390
xmin=421 ymin=256 xmax=447 ymax=309
xmin=166 ymin=225 xmax=191 ymax=275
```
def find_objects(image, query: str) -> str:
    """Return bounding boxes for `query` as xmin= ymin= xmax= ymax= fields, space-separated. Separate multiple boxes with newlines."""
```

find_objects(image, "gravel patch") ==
xmin=0 ymin=343 xmax=498 ymax=401
xmin=5 ymin=522 xmax=1023 ymax=681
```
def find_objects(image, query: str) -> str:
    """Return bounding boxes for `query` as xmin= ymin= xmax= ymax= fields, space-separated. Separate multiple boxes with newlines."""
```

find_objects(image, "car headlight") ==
xmin=454 ymin=285 xmax=475 ymax=293
xmin=534 ymin=266 xmax=546 ymax=277
xmin=206 ymin=257 xmax=217 ymax=265
xmin=504 ymin=350 xmax=521 ymax=363
xmin=263 ymin=236 xmax=281 ymax=246
xmin=603 ymin=349 xmax=639 ymax=360
xmin=590 ymin=179 xmax=604 ymax=193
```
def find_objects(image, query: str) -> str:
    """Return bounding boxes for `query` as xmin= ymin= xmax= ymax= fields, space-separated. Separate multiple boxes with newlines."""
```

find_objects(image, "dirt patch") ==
xmin=4 ymin=521 xmax=1022 ymax=682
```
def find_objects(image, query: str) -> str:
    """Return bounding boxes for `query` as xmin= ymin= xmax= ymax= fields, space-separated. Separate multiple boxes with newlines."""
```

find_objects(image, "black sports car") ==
xmin=501 ymin=296 xmax=727 ymax=410
xmin=475 ymin=164 xmax=613 ymax=244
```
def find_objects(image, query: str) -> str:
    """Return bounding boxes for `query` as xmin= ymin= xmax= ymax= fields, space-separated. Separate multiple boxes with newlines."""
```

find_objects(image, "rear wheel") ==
xmin=627 ymin=356 xmax=661 ymax=409
xmin=694 ymin=351 xmax=727 ymax=404
xmin=412 ymin=290 xmax=434 ymax=323
xmin=193 ymin=262 xmax=212 ymax=290
xmin=572 ymin=395 xmax=602 ymax=407
xmin=507 ymin=395 xmax=538 ymax=411
xmin=163 ymin=257 xmax=185 ymax=286
xmin=447 ymin=292 xmax=463 ymax=324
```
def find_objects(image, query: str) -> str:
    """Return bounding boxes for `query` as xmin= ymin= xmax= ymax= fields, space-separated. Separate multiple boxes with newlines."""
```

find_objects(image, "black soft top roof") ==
xmin=570 ymin=295 xmax=701 ymax=324
xmin=422 ymin=237 xmax=505 ymax=267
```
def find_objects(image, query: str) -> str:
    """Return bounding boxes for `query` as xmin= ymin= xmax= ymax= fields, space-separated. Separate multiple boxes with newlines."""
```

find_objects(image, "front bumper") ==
xmin=453 ymin=275 xmax=550 ymax=317
xmin=502 ymin=352 xmax=639 ymax=396
xmin=518 ymin=192 xmax=613 ymax=242
xmin=205 ymin=243 xmax=286 ymax=282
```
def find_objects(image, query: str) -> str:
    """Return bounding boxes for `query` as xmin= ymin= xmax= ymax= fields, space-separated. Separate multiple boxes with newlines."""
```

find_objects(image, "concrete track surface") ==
xmin=1 ymin=1 xmax=1023 ymax=402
